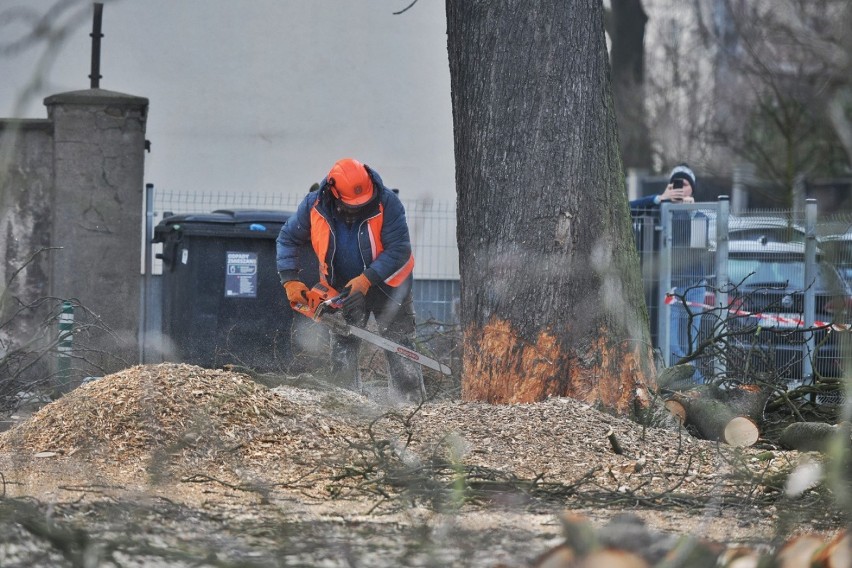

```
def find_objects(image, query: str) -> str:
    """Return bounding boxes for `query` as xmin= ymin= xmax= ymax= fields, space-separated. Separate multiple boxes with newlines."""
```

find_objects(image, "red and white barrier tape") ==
xmin=663 ymin=289 xmax=851 ymax=331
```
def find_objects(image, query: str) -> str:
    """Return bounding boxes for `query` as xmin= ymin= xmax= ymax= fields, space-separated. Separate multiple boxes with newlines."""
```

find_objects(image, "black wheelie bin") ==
xmin=153 ymin=209 xmax=316 ymax=371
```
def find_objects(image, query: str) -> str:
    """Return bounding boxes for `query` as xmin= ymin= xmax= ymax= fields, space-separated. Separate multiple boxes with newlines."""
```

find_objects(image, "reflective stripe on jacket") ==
xmin=277 ymin=166 xmax=414 ymax=288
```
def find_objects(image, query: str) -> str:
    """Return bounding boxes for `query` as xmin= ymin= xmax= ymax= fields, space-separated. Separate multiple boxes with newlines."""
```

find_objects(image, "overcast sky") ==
xmin=0 ymin=0 xmax=456 ymax=201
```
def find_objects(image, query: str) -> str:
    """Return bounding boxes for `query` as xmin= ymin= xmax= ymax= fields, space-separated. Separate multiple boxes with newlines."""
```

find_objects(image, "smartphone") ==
xmin=672 ymin=179 xmax=684 ymax=189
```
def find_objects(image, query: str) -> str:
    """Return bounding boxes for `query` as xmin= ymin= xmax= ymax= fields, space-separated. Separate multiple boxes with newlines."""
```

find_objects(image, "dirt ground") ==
xmin=0 ymin=363 xmax=845 ymax=567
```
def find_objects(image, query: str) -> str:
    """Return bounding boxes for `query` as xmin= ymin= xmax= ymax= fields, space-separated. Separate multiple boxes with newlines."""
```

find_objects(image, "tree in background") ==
xmin=446 ymin=1 xmax=655 ymax=414
xmin=641 ymin=1 xmax=720 ymax=173
xmin=638 ymin=0 xmax=851 ymax=207
xmin=719 ymin=0 xmax=852 ymax=209
xmin=606 ymin=0 xmax=652 ymax=170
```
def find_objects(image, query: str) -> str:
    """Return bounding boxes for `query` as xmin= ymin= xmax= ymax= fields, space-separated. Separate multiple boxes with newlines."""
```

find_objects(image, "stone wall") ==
xmin=0 ymin=120 xmax=54 ymax=343
xmin=0 ymin=88 xmax=148 ymax=380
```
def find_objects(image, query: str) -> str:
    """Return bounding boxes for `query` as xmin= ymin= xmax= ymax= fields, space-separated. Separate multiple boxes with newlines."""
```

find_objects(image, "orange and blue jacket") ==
xmin=276 ymin=166 xmax=415 ymax=289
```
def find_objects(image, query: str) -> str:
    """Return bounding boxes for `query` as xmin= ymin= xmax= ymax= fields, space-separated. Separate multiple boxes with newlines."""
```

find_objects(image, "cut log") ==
xmin=533 ymin=544 xmax=575 ymax=568
xmin=722 ymin=383 xmax=773 ymax=423
xmin=681 ymin=398 xmax=759 ymax=446
xmin=812 ymin=530 xmax=850 ymax=568
xmin=657 ymin=364 xmax=696 ymax=390
xmin=558 ymin=512 xmax=598 ymax=557
xmin=719 ymin=546 xmax=762 ymax=568
xmin=773 ymin=534 xmax=825 ymax=567
xmin=661 ymin=536 xmax=723 ymax=568
xmin=576 ymin=549 xmax=649 ymax=568
xmin=778 ymin=422 xmax=840 ymax=452
xmin=664 ymin=399 xmax=686 ymax=424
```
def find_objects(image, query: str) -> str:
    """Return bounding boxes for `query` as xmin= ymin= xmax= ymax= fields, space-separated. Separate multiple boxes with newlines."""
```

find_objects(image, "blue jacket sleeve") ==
xmin=363 ymin=190 xmax=413 ymax=285
xmin=629 ymin=194 xmax=659 ymax=210
xmin=276 ymin=193 xmax=314 ymax=281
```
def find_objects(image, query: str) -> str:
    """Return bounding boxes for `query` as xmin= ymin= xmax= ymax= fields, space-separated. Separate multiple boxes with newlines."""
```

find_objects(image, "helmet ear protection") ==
xmin=325 ymin=158 xmax=374 ymax=206
xmin=327 ymin=176 xmax=341 ymax=200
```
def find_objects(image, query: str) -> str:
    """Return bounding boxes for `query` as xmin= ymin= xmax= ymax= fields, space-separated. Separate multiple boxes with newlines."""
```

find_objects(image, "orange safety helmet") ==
xmin=326 ymin=158 xmax=374 ymax=207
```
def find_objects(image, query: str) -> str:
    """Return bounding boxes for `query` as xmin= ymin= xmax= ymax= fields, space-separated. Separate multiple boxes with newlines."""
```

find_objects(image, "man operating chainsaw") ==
xmin=276 ymin=157 xmax=426 ymax=403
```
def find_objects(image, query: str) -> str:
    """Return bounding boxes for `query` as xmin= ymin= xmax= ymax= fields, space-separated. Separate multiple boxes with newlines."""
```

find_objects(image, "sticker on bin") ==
xmin=664 ymin=288 xmax=851 ymax=331
xmin=225 ymin=252 xmax=258 ymax=298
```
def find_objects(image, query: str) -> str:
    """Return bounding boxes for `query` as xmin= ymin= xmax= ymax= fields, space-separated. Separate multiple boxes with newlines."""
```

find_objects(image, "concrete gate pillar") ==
xmin=44 ymin=88 xmax=149 ymax=374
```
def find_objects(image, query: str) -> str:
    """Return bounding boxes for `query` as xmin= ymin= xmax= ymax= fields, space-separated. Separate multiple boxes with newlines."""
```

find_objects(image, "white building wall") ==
xmin=1 ymin=1 xmax=457 ymax=202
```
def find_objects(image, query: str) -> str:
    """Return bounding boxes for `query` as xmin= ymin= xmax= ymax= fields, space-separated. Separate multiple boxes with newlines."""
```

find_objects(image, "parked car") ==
xmin=630 ymin=210 xmax=814 ymax=354
xmin=818 ymin=230 xmax=852 ymax=287
xmin=704 ymin=213 xmax=807 ymax=248
xmin=699 ymin=239 xmax=851 ymax=382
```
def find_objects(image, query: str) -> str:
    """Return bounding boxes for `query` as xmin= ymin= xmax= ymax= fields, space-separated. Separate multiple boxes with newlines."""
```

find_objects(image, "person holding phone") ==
xmin=629 ymin=164 xmax=696 ymax=209
xmin=629 ymin=164 xmax=707 ymax=382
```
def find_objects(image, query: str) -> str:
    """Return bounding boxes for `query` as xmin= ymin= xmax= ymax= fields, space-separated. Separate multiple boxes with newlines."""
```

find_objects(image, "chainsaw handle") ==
xmin=290 ymin=282 xmax=350 ymax=320
xmin=326 ymin=289 xmax=350 ymax=305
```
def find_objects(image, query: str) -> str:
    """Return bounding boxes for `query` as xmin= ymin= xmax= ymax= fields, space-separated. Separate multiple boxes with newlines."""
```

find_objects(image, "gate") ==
xmin=634 ymin=198 xmax=824 ymax=385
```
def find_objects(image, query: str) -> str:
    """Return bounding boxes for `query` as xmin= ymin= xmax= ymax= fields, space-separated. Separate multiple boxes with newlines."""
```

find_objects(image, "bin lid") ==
xmin=153 ymin=209 xmax=293 ymax=241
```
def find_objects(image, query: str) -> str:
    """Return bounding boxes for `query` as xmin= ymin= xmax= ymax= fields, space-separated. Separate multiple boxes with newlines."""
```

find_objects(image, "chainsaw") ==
xmin=291 ymin=283 xmax=453 ymax=376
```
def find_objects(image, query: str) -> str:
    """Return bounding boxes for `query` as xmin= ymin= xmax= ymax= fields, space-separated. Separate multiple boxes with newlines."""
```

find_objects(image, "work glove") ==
xmin=345 ymin=274 xmax=371 ymax=298
xmin=282 ymin=280 xmax=309 ymax=305
xmin=342 ymin=274 xmax=370 ymax=320
xmin=341 ymin=290 xmax=366 ymax=320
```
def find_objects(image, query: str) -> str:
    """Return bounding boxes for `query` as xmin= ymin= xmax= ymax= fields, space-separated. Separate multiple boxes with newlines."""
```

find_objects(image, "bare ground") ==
xmin=0 ymin=363 xmax=845 ymax=567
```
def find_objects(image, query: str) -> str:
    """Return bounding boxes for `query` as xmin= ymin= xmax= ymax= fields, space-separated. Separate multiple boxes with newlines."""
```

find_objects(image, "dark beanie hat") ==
xmin=669 ymin=163 xmax=696 ymax=189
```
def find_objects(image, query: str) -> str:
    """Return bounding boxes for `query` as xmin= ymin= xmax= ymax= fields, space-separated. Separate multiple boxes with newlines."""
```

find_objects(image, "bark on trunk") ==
xmin=446 ymin=0 xmax=655 ymax=414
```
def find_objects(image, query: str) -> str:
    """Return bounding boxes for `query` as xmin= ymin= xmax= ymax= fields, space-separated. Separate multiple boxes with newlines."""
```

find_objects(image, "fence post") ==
xmin=714 ymin=196 xmax=730 ymax=379
xmin=57 ymin=301 xmax=74 ymax=382
xmin=658 ymin=203 xmax=673 ymax=367
xmin=139 ymin=182 xmax=155 ymax=363
xmin=803 ymin=198 xmax=818 ymax=384
xmin=640 ymin=215 xmax=657 ymax=346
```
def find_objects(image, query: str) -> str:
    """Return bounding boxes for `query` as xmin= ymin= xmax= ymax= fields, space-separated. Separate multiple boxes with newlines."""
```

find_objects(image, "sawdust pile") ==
xmin=0 ymin=362 xmax=822 ymax=544
xmin=0 ymin=363 xmax=366 ymax=491
xmin=0 ymin=363 xmax=795 ymax=496
xmin=0 ymin=365 xmax=847 ymax=568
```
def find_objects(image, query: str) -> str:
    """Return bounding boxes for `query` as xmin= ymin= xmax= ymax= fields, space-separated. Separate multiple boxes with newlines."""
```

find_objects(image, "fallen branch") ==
xmin=778 ymin=421 xmax=849 ymax=452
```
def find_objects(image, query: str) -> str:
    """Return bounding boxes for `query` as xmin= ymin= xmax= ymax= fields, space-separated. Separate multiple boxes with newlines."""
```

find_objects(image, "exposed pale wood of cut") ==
xmin=664 ymin=399 xmax=686 ymax=424
xmin=812 ymin=531 xmax=852 ymax=568
xmin=774 ymin=534 xmax=826 ymax=568
xmin=723 ymin=416 xmax=760 ymax=448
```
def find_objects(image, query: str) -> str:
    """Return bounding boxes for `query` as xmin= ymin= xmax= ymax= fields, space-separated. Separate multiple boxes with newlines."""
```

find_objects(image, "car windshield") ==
xmin=729 ymin=258 xmax=841 ymax=290
xmin=729 ymin=228 xmax=804 ymax=243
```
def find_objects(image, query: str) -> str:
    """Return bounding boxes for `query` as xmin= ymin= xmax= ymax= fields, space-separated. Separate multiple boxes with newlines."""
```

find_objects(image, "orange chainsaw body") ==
xmin=287 ymin=282 xmax=453 ymax=376
xmin=291 ymin=282 xmax=341 ymax=320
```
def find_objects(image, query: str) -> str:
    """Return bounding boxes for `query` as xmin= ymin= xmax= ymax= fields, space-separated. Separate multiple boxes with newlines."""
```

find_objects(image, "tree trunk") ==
xmin=609 ymin=0 xmax=651 ymax=169
xmin=446 ymin=1 xmax=655 ymax=414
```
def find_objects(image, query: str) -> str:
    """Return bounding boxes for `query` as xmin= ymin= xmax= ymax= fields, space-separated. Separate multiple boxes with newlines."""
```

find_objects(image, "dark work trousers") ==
xmin=329 ymin=278 xmax=425 ymax=403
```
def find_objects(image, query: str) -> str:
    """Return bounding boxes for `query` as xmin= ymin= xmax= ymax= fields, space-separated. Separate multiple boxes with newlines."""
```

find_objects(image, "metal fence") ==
xmin=145 ymin=186 xmax=852 ymax=387
xmin=633 ymin=197 xmax=852 ymax=389
xmin=147 ymin=187 xmax=460 ymax=325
